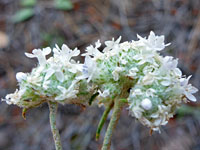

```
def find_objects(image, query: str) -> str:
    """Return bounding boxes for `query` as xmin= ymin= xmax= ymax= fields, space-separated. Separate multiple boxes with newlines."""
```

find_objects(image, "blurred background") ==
xmin=0 ymin=0 xmax=200 ymax=149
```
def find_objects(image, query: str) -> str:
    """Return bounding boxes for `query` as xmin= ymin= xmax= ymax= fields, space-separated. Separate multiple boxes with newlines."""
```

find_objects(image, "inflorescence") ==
xmin=3 ymin=31 xmax=198 ymax=131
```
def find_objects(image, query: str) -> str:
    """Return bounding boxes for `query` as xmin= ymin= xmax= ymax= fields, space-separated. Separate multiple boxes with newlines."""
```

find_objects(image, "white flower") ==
xmin=43 ymin=80 xmax=51 ymax=90
xmin=160 ymin=76 xmax=172 ymax=86
xmin=146 ymin=88 xmax=156 ymax=97
xmin=141 ymin=98 xmax=152 ymax=110
xmin=129 ymin=105 xmax=144 ymax=118
xmin=127 ymin=67 xmax=138 ymax=77
xmin=52 ymin=44 xmax=81 ymax=73
xmin=26 ymin=67 xmax=43 ymax=86
xmin=55 ymin=80 xmax=79 ymax=101
xmin=131 ymin=89 xmax=143 ymax=97
xmin=162 ymin=56 xmax=178 ymax=70
xmin=142 ymin=73 xmax=154 ymax=85
xmin=119 ymin=57 xmax=127 ymax=65
xmin=137 ymin=31 xmax=170 ymax=51
xmin=53 ymin=44 xmax=80 ymax=65
xmin=5 ymin=89 xmax=25 ymax=105
xmin=119 ymin=52 xmax=128 ymax=64
xmin=180 ymin=75 xmax=191 ymax=87
xmin=120 ymin=41 xmax=131 ymax=51
xmin=69 ymin=63 xmax=83 ymax=74
xmin=112 ymin=67 xmax=124 ymax=81
xmin=16 ymin=72 xmax=27 ymax=82
xmin=82 ymin=40 xmax=103 ymax=58
xmin=161 ymin=80 xmax=171 ymax=86
xmin=180 ymin=75 xmax=198 ymax=101
xmin=173 ymin=68 xmax=182 ymax=77
xmin=103 ymin=36 xmax=121 ymax=53
xmin=77 ymin=55 xmax=97 ymax=82
xmin=98 ymin=89 xmax=110 ymax=98
xmin=45 ymin=64 xmax=64 ymax=82
xmin=25 ymin=47 xmax=51 ymax=66
xmin=132 ymin=52 xmax=155 ymax=65
xmin=142 ymin=65 xmax=155 ymax=74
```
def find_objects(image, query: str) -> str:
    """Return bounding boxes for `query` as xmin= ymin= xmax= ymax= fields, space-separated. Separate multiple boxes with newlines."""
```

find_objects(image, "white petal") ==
xmin=189 ymin=86 xmax=199 ymax=94
xmin=161 ymin=121 xmax=168 ymax=125
xmin=155 ymin=36 xmax=165 ymax=50
xmin=98 ymin=89 xmax=110 ymax=98
xmin=57 ymin=86 xmax=67 ymax=94
xmin=55 ymin=71 xmax=64 ymax=82
xmin=95 ymin=40 xmax=101 ymax=48
xmin=55 ymin=44 xmax=60 ymax=50
xmin=87 ymin=71 xmax=94 ymax=82
xmin=112 ymin=71 xmax=119 ymax=81
xmin=156 ymin=35 xmax=164 ymax=44
xmin=150 ymin=113 xmax=159 ymax=118
xmin=85 ymin=55 xmax=93 ymax=67
xmin=25 ymin=52 xmax=35 ymax=58
xmin=181 ymin=75 xmax=192 ymax=87
xmin=154 ymin=118 xmax=162 ymax=126
xmin=174 ymin=68 xmax=182 ymax=76
xmin=134 ymin=89 xmax=142 ymax=95
xmin=137 ymin=34 xmax=145 ymax=40
xmin=72 ymin=48 xmax=80 ymax=57
xmin=32 ymin=49 xmax=42 ymax=55
xmin=142 ymin=74 xmax=154 ymax=85
xmin=74 ymin=64 xmax=83 ymax=72
xmin=161 ymin=80 xmax=171 ymax=86
xmin=68 ymin=67 xmax=77 ymax=73
xmin=116 ymin=36 xmax=122 ymax=43
xmin=184 ymin=91 xmax=196 ymax=102
xmin=76 ymin=74 xmax=88 ymax=80
xmin=62 ymin=44 xmax=70 ymax=52
xmin=43 ymin=47 xmax=51 ymax=55
xmin=138 ymin=60 xmax=146 ymax=65
xmin=45 ymin=69 xmax=55 ymax=80
xmin=53 ymin=48 xmax=59 ymax=55
xmin=186 ymin=75 xmax=192 ymax=84
xmin=165 ymin=43 xmax=171 ymax=47
xmin=16 ymin=72 xmax=27 ymax=82
xmin=148 ymin=31 xmax=156 ymax=44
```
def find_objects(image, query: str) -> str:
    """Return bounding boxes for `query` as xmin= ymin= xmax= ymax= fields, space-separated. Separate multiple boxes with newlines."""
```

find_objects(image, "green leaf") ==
xmin=12 ymin=8 xmax=34 ymax=23
xmin=54 ymin=0 xmax=73 ymax=10
xmin=20 ymin=0 xmax=37 ymax=7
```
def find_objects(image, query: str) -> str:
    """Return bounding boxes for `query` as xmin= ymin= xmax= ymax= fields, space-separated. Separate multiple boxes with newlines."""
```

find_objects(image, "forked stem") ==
xmin=48 ymin=101 xmax=63 ymax=150
xmin=101 ymin=99 xmax=125 ymax=150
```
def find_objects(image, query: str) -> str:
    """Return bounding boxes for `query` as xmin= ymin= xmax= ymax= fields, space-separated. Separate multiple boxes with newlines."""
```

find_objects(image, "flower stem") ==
xmin=96 ymin=100 xmax=114 ymax=140
xmin=48 ymin=101 xmax=63 ymax=150
xmin=101 ymin=99 xmax=125 ymax=150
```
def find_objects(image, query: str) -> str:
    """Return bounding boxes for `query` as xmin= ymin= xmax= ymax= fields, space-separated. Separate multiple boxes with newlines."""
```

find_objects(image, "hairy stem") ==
xmin=101 ymin=99 xmax=125 ymax=150
xmin=96 ymin=100 xmax=114 ymax=140
xmin=48 ymin=102 xmax=63 ymax=150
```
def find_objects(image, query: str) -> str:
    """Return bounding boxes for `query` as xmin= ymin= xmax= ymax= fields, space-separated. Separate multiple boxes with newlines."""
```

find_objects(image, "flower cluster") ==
xmin=127 ymin=32 xmax=198 ymax=131
xmin=5 ymin=45 xmax=95 ymax=108
xmin=4 ymin=31 xmax=198 ymax=131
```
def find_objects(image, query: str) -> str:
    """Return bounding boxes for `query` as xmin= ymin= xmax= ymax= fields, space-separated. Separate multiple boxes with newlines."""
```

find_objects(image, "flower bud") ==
xmin=16 ymin=72 xmax=27 ymax=82
xmin=141 ymin=98 xmax=152 ymax=110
